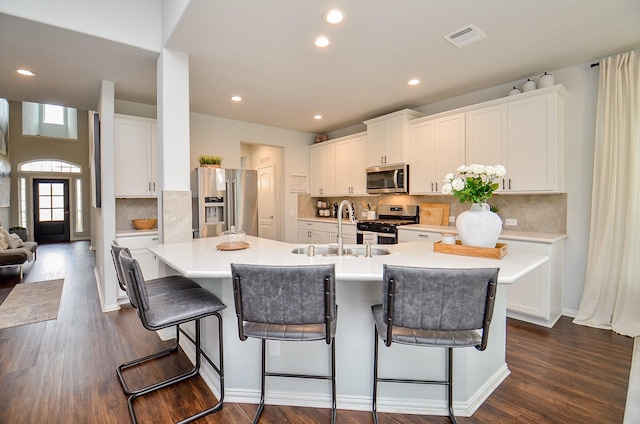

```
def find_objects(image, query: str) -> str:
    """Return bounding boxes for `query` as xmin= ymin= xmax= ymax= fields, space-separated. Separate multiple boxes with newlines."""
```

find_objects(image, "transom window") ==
xmin=20 ymin=160 xmax=81 ymax=173
xmin=43 ymin=104 xmax=65 ymax=125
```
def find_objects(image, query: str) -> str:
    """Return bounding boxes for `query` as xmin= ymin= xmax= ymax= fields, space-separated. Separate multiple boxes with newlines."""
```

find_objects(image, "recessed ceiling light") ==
xmin=16 ymin=68 xmax=36 ymax=77
xmin=323 ymin=9 xmax=344 ymax=24
xmin=408 ymin=79 xmax=420 ymax=86
xmin=231 ymin=96 xmax=242 ymax=102
xmin=315 ymin=36 xmax=330 ymax=48
xmin=314 ymin=115 xmax=323 ymax=120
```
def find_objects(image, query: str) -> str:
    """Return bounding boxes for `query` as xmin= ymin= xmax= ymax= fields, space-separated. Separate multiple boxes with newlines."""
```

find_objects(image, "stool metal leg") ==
xmin=125 ymin=313 xmax=225 ymax=424
xmin=372 ymin=326 xmax=380 ymax=424
xmin=252 ymin=339 xmax=267 ymax=424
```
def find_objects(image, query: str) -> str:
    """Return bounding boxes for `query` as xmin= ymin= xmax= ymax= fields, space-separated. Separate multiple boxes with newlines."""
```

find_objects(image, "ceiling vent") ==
xmin=444 ymin=24 xmax=486 ymax=48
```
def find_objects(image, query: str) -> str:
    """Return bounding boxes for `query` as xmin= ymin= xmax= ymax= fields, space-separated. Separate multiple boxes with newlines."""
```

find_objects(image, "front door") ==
xmin=33 ymin=179 xmax=70 ymax=243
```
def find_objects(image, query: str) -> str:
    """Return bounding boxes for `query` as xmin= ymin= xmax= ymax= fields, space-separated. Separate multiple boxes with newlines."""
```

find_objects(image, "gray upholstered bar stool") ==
xmin=231 ymin=263 xmax=337 ymax=424
xmin=371 ymin=265 xmax=499 ymax=424
xmin=118 ymin=249 xmax=226 ymax=424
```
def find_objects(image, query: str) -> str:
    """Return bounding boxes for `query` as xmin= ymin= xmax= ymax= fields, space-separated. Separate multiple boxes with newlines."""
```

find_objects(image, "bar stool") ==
xmin=371 ymin=265 xmax=499 ymax=424
xmin=230 ymin=263 xmax=337 ymax=424
xmin=118 ymin=248 xmax=226 ymax=424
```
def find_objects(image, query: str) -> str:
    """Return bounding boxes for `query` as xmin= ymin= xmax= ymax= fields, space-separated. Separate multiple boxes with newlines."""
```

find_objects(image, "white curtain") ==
xmin=573 ymin=51 xmax=640 ymax=337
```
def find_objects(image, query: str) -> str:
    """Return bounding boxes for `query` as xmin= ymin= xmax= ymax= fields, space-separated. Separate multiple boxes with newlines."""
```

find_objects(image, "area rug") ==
xmin=0 ymin=279 xmax=64 ymax=329
xmin=625 ymin=337 xmax=640 ymax=423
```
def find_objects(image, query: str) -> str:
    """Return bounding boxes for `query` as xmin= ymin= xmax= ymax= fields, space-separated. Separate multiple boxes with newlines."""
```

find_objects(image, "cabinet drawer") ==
xmin=397 ymin=229 xmax=442 ymax=243
xmin=116 ymin=234 xmax=159 ymax=250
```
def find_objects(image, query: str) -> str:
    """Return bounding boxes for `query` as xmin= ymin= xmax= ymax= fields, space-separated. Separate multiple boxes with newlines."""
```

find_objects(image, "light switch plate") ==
xmin=505 ymin=218 xmax=517 ymax=226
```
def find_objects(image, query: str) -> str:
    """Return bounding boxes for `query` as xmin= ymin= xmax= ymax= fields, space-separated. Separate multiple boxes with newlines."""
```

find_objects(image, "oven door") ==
xmin=376 ymin=233 xmax=397 ymax=245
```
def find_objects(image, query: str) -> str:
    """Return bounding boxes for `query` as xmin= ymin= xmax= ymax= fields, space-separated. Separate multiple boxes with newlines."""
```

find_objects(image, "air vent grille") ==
xmin=444 ymin=24 xmax=486 ymax=48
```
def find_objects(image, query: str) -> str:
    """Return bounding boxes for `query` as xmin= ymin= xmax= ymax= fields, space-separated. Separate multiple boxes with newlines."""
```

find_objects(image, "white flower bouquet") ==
xmin=442 ymin=164 xmax=506 ymax=204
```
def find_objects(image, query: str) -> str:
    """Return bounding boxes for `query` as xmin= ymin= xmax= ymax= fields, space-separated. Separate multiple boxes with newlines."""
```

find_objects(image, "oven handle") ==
xmin=393 ymin=170 xmax=399 ymax=189
xmin=377 ymin=233 xmax=396 ymax=239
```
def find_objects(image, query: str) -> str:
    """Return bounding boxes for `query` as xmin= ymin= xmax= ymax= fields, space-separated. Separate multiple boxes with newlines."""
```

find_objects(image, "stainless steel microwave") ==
xmin=366 ymin=164 xmax=409 ymax=194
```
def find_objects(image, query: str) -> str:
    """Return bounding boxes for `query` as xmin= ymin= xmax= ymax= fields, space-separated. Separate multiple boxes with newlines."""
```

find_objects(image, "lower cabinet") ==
xmin=298 ymin=220 xmax=356 ymax=244
xmin=499 ymin=237 xmax=565 ymax=328
xmin=397 ymin=227 xmax=565 ymax=328
xmin=115 ymin=233 xmax=159 ymax=299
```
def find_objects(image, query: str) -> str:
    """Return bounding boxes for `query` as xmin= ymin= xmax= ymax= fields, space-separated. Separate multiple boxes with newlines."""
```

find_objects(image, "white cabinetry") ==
xmin=500 ymin=237 xmax=565 ymax=327
xmin=298 ymin=220 xmax=356 ymax=244
xmin=309 ymin=143 xmax=336 ymax=197
xmin=365 ymin=109 xmax=422 ymax=167
xmin=114 ymin=115 xmax=157 ymax=197
xmin=506 ymin=92 xmax=564 ymax=192
xmin=397 ymin=228 xmax=443 ymax=243
xmin=335 ymin=133 xmax=368 ymax=195
xmin=115 ymin=233 xmax=159 ymax=299
xmin=466 ymin=88 xmax=566 ymax=192
xmin=409 ymin=113 xmax=465 ymax=194
xmin=466 ymin=103 xmax=508 ymax=186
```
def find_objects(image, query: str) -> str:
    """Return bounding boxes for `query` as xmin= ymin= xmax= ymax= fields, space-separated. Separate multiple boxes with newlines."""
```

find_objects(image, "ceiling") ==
xmin=1 ymin=1 xmax=639 ymax=133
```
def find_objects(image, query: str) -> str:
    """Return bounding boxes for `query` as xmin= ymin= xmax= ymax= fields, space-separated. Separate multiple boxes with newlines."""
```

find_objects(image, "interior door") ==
xmin=33 ymin=179 xmax=70 ymax=243
xmin=257 ymin=165 xmax=276 ymax=240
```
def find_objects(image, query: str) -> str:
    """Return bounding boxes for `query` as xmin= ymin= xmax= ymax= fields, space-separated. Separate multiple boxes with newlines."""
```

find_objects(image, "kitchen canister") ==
xmin=507 ymin=86 xmax=522 ymax=96
xmin=521 ymin=78 xmax=536 ymax=92
xmin=538 ymin=72 xmax=554 ymax=88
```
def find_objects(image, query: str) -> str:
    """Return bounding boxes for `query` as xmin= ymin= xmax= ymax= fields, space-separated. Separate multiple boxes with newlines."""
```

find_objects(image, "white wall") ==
xmin=190 ymin=112 xmax=313 ymax=243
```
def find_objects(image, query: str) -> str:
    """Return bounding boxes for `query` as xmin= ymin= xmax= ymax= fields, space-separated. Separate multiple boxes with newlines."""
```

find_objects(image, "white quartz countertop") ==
xmin=298 ymin=217 xmax=356 ymax=226
xmin=149 ymin=236 xmax=548 ymax=284
xmin=399 ymin=224 xmax=567 ymax=244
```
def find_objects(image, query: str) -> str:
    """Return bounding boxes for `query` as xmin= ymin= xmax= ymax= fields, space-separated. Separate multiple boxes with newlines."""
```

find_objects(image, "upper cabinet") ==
xmin=114 ymin=114 xmax=157 ymax=197
xmin=466 ymin=88 xmax=566 ymax=192
xmin=506 ymin=91 xmax=565 ymax=192
xmin=365 ymin=109 xmax=422 ymax=167
xmin=309 ymin=142 xmax=336 ymax=197
xmin=335 ymin=132 xmax=368 ymax=196
xmin=409 ymin=113 xmax=466 ymax=194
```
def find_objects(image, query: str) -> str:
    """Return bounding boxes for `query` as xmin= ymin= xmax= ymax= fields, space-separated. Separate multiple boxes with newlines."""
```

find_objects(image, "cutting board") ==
xmin=420 ymin=203 xmax=450 ymax=226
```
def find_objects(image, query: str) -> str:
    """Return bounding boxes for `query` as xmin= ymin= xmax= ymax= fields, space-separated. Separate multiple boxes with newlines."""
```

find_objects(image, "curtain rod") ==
xmin=591 ymin=62 xmax=599 ymax=67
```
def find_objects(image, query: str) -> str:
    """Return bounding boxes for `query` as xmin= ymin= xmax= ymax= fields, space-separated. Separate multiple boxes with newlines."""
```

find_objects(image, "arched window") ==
xmin=19 ymin=160 xmax=81 ymax=173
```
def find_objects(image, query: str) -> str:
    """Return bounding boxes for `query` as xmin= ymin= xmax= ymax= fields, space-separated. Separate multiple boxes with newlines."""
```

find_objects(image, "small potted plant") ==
xmin=198 ymin=155 xmax=223 ymax=168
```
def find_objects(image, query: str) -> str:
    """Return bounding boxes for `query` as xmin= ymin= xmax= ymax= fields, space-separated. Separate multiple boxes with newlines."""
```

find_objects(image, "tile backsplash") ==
xmin=116 ymin=198 xmax=158 ymax=230
xmin=298 ymin=193 xmax=567 ymax=234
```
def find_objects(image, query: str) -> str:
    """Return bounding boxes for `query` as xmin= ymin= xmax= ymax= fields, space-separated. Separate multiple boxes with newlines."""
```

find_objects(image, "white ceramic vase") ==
xmin=455 ymin=203 xmax=503 ymax=248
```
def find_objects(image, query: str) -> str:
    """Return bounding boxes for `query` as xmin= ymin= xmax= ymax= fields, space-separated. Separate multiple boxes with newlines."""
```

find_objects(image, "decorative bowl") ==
xmin=132 ymin=218 xmax=158 ymax=230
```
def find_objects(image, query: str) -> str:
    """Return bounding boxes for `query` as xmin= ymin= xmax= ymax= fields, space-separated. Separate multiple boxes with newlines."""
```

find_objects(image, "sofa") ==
xmin=0 ymin=228 xmax=38 ymax=279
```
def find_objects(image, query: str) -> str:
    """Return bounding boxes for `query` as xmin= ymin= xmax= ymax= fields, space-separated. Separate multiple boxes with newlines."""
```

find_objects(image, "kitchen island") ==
xmin=149 ymin=236 xmax=548 ymax=417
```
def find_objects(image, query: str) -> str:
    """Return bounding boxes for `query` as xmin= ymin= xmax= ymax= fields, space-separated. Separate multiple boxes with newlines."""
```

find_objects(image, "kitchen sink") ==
xmin=291 ymin=246 xmax=391 ymax=257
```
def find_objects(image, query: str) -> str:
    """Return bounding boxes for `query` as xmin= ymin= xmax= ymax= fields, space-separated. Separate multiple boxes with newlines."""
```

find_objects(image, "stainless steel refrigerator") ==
xmin=192 ymin=167 xmax=258 ymax=238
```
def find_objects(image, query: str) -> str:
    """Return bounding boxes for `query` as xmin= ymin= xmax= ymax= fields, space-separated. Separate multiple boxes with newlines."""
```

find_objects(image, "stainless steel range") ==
xmin=356 ymin=204 xmax=419 ymax=245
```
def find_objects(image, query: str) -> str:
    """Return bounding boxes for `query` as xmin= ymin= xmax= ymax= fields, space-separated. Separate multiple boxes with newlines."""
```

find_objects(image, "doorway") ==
xmin=257 ymin=164 xmax=276 ymax=240
xmin=33 ymin=179 xmax=70 ymax=243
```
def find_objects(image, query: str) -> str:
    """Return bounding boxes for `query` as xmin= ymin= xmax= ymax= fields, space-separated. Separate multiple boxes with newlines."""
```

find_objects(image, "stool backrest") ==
xmin=231 ymin=264 xmax=336 ymax=342
xmin=110 ymin=241 xmax=128 ymax=292
xmin=382 ymin=265 xmax=498 ymax=350
xmin=119 ymin=249 xmax=151 ymax=319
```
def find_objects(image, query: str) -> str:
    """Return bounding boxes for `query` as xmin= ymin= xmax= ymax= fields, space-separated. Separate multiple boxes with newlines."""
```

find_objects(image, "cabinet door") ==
xmin=466 ymin=105 xmax=508 ymax=192
xmin=322 ymin=143 xmax=336 ymax=197
xmin=434 ymin=113 xmax=465 ymax=193
xmin=351 ymin=135 xmax=368 ymax=195
xmin=508 ymin=94 xmax=558 ymax=192
xmin=115 ymin=117 xmax=154 ymax=196
xmin=367 ymin=121 xmax=385 ymax=166
xmin=335 ymin=140 xmax=353 ymax=195
xmin=149 ymin=122 xmax=158 ymax=195
xmin=383 ymin=116 xmax=406 ymax=165
xmin=309 ymin=146 xmax=324 ymax=196
xmin=409 ymin=120 xmax=436 ymax=194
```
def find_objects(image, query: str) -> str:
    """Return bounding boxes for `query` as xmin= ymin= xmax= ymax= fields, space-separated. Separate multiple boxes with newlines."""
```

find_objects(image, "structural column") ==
xmin=157 ymin=48 xmax=192 ymax=243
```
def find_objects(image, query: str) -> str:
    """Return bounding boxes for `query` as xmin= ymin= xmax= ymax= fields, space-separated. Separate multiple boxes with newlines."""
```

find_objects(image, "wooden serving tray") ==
xmin=433 ymin=240 xmax=507 ymax=259
xmin=216 ymin=242 xmax=250 ymax=251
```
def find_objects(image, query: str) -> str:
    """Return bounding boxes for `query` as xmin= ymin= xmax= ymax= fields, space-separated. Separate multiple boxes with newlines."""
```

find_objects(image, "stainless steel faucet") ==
xmin=337 ymin=200 xmax=353 ymax=256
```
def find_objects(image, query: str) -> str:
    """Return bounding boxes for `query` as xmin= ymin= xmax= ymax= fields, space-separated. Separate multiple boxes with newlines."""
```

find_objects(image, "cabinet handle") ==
xmin=502 ymin=179 xmax=505 ymax=190
xmin=153 ymin=182 xmax=156 ymax=192
xmin=508 ymin=178 xmax=512 ymax=190
xmin=148 ymin=182 xmax=151 ymax=191
xmin=435 ymin=182 xmax=438 ymax=191
xmin=381 ymin=156 xmax=384 ymax=164
xmin=418 ymin=234 xmax=430 ymax=238
xmin=431 ymin=182 xmax=434 ymax=191
xmin=152 ymin=237 xmax=158 ymax=241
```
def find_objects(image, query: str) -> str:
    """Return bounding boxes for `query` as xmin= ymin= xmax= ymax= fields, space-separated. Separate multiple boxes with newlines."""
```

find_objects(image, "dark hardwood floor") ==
xmin=0 ymin=241 xmax=633 ymax=423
